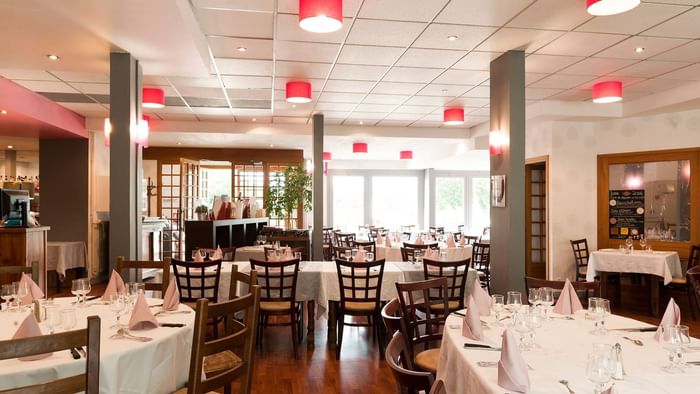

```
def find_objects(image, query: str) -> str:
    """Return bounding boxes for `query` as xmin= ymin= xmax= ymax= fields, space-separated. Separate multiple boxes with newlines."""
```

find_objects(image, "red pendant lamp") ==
xmin=443 ymin=108 xmax=464 ymax=125
xmin=104 ymin=118 xmax=111 ymax=147
xmin=286 ymin=81 xmax=312 ymax=103
xmin=142 ymin=87 xmax=165 ymax=108
xmin=299 ymin=0 xmax=343 ymax=33
xmin=323 ymin=151 xmax=332 ymax=161
xmin=138 ymin=115 xmax=150 ymax=147
xmin=586 ymin=0 xmax=640 ymax=16
xmin=353 ymin=142 xmax=367 ymax=153
xmin=592 ymin=81 xmax=623 ymax=103
xmin=399 ymin=150 xmax=413 ymax=160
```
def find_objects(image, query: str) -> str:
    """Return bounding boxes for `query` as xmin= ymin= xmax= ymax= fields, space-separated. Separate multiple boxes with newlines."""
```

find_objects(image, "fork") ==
xmin=623 ymin=336 xmax=644 ymax=346
xmin=558 ymin=379 xmax=575 ymax=394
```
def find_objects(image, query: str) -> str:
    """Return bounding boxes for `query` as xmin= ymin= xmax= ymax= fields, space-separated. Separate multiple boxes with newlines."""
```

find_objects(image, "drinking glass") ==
xmin=71 ymin=279 xmax=82 ymax=306
xmin=44 ymin=305 xmax=62 ymax=334
xmin=586 ymin=346 xmax=614 ymax=394
xmin=677 ymin=325 xmax=691 ymax=370
xmin=109 ymin=294 xmax=126 ymax=329
xmin=491 ymin=295 xmax=505 ymax=326
xmin=1 ymin=284 xmax=13 ymax=312
xmin=660 ymin=324 xmax=683 ymax=373
xmin=512 ymin=309 xmax=531 ymax=350
xmin=528 ymin=288 xmax=541 ymax=306
xmin=639 ymin=235 xmax=647 ymax=251
xmin=538 ymin=287 xmax=554 ymax=320
xmin=366 ymin=252 xmax=374 ymax=262
xmin=625 ymin=236 xmax=633 ymax=254
xmin=506 ymin=291 xmax=522 ymax=313
xmin=60 ymin=308 xmax=77 ymax=331
xmin=128 ymin=282 xmax=145 ymax=306
xmin=294 ymin=252 xmax=302 ymax=261
xmin=527 ymin=306 xmax=543 ymax=348
xmin=10 ymin=282 xmax=19 ymax=312
xmin=590 ymin=298 xmax=611 ymax=335
xmin=15 ymin=281 xmax=28 ymax=309
xmin=77 ymin=278 xmax=91 ymax=308
xmin=415 ymin=249 xmax=423 ymax=264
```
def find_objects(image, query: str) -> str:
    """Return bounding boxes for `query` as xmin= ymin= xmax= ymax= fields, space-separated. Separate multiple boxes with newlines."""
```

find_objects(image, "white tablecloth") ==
xmin=234 ymin=245 xmax=266 ymax=262
xmin=375 ymin=244 xmax=472 ymax=262
xmin=586 ymin=249 xmax=682 ymax=285
xmin=0 ymin=297 xmax=194 ymax=394
xmin=47 ymin=241 xmax=87 ymax=277
xmin=437 ymin=310 xmax=700 ymax=394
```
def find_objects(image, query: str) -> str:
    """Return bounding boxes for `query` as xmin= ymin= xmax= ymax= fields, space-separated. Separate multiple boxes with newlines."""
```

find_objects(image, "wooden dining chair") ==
xmin=403 ymin=242 xmax=432 ymax=250
xmin=355 ymin=240 xmax=377 ymax=255
xmin=524 ymin=276 xmax=600 ymax=308
xmin=0 ymin=315 xmax=101 ymax=394
xmin=395 ymin=277 xmax=450 ymax=374
xmin=471 ymin=242 xmax=491 ymax=292
xmin=116 ymin=256 xmax=171 ymax=296
xmin=570 ymin=239 xmax=590 ymax=282
xmin=323 ymin=227 xmax=335 ymax=261
xmin=422 ymin=258 xmax=471 ymax=313
xmin=0 ymin=261 xmax=40 ymax=288
xmin=249 ymin=258 xmax=303 ymax=358
xmin=385 ymin=332 xmax=435 ymax=394
xmin=229 ymin=265 xmax=257 ymax=300
xmin=178 ymin=287 xmax=260 ymax=394
xmin=335 ymin=232 xmax=356 ymax=247
xmin=462 ymin=235 xmax=479 ymax=246
xmin=334 ymin=258 xmax=386 ymax=360
xmin=381 ymin=297 xmax=402 ymax=338
xmin=171 ymin=258 xmax=223 ymax=305
xmin=333 ymin=246 xmax=355 ymax=261
xmin=686 ymin=265 xmax=700 ymax=321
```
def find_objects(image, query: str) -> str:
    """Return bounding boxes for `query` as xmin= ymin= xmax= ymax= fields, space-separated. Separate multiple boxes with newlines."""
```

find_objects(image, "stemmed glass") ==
xmin=586 ymin=345 xmax=614 ymax=394
xmin=512 ymin=309 xmax=532 ymax=350
xmin=75 ymin=278 xmax=91 ymax=308
xmin=660 ymin=324 xmax=683 ymax=373
xmin=590 ymin=298 xmax=611 ymax=335
xmin=677 ymin=325 xmax=692 ymax=370
xmin=15 ymin=281 xmax=28 ymax=309
xmin=71 ymin=279 xmax=83 ymax=307
xmin=528 ymin=288 xmax=541 ymax=307
xmin=109 ymin=294 xmax=127 ymax=329
xmin=527 ymin=306 xmax=543 ymax=348
xmin=625 ymin=236 xmax=633 ymax=253
xmin=506 ymin=291 xmax=522 ymax=313
xmin=10 ymin=282 xmax=19 ymax=312
xmin=491 ymin=295 xmax=504 ymax=326
xmin=639 ymin=235 xmax=647 ymax=251
xmin=1 ymin=284 xmax=13 ymax=312
xmin=539 ymin=287 xmax=554 ymax=320
xmin=44 ymin=305 xmax=62 ymax=334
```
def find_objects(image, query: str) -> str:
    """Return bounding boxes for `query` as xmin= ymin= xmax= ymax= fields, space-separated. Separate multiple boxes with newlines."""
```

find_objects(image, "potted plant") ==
xmin=266 ymin=165 xmax=312 ymax=230
xmin=194 ymin=205 xmax=209 ymax=221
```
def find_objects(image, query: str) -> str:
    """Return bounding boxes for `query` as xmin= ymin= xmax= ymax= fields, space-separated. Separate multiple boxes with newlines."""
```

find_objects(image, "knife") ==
xmin=686 ymin=361 xmax=700 ymax=366
xmin=159 ymin=323 xmax=186 ymax=328
xmin=611 ymin=327 xmax=657 ymax=332
xmin=464 ymin=343 xmax=501 ymax=351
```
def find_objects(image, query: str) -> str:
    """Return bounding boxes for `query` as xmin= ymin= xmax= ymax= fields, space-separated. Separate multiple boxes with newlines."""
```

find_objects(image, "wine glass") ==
xmin=15 ymin=281 xmax=28 ymax=309
xmin=1 ymin=284 xmax=13 ymax=312
xmin=77 ymin=278 xmax=91 ymax=308
xmin=109 ymin=294 xmax=126 ymax=329
xmin=586 ymin=346 xmax=614 ymax=394
xmin=512 ymin=309 xmax=532 ymax=350
xmin=660 ymin=324 xmax=683 ymax=373
xmin=528 ymin=288 xmax=541 ymax=307
xmin=677 ymin=325 xmax=691 ymax=370
xmin=44 ymin=305 xmax=62 ymax=334
xmin=625 ymin=236 xmax=633 ymax=253
xmin=71 ymin=279 xmax=83 ymax=306
xmin=491 ymin=295 xmax=504 ymax=326
xmin=639 ymin=235 xmax=647 ymax=251
xmin=10 ymin=282 xmax=19 ymax=312
xmin=366 ymin=252 xmax=374 ymax=262
xmin=539 ymin=287 xmax=554 ymax=320
xmin=527 ymin=306 xmax=543 ymax=348
xmin=590 ymin=298 xmax=611 ymax=335
xmin=60 ymin=308 xmax=77 ymax=331
xmin=506 ymin=291 xmax=522 ymax=313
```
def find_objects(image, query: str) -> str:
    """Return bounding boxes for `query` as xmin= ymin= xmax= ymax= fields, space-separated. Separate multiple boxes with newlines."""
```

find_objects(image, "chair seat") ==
xmin=415 ymin=348 xmax=440 ymax=374
xmin=345 ymin=301 xmax=377 ymax=312
xmin=429 ymin=300 xmax=460 ymax=311
xmin=174 ymin=388 xmax=217 ymax=394
xmin=260 ymin=300 xmax=295 ymax=312
xmin=670 ymin=277 xmax=687 ymax=285
xmin=203 ymin=350 xmax=242 ymax=377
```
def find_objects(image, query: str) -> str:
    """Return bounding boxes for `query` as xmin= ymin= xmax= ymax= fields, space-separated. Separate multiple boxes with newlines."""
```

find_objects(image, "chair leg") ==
xmin=376 ymin=311 xmax=385 ymax=360
xmin=297 ymin=304 xmax=304 ymax=344
xmin=336 ymin=312 xmax=344 ymax=360
xmin=291 ymin=310 xmax=299 ymax=359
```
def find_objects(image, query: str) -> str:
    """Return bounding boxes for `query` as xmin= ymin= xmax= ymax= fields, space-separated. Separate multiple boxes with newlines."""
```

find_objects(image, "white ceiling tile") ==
xmin=363 ymin=94 xmax=410 ymax=105
xmin=337 ymin=45 xmax=405 ymax=66
xmin=157 ymin=113 xmax=198 ymax=121
xmin=14 ymin=80 xmax=79 ymax=93
xmin=526 ymin=87 xmax=563 ymax=99
xmin=594 ymin=36 xmax=690 ymax=59
xmin=275 ymin=41 xmax=340 ymax=63
xmin=195 ymin=0 xmax=274 ymax=12
xmin=70 ymin=82 xmax=110 ymax=95
xmin=576 ymin=3 xmax=689 ymax=35
xmin=476 ymin=28 xmax=564 ymax=53
xmin=275 ymin=14 xmax=351 ymax=44
xmin=346 ymin=19 xmax=425 ymax=47
xmin=393 ymin=105 xmax=437 ymax=114
xmin=208 ymin=37 xmax=273 ymax=59
xmin=321 ymin=111 xmax=351 ymax=119
xmin=50 ymin=71 xmax=109 ymax=83
xmin=152 ymin=106 xmax=196 ymax=115
xmin=273 ymin=116 xmax=309 ymax=124
xmin=466 ymin=108 xmax=490 ymax=117
xmin=404 ymin=95 xmax=452 ymax=106
xmin=329 ymin=64 xmax=388 ymax=81
xmin=432 ymin=70 xmax=489 ymax=85
xmin=435 ymin=0 xmax=534 ymax=26
xmin=413 ymin=24 xmax=497 ymax=51
xmin=656 ymin=63 xmax=700 ymax=80
xmin=396 ymin=48 xmax=465 ymax=68
xmin=58 ymin=102 xmax=108 ymax=116
xmin=452 ymin=51 xmax=502 ymax=71
xmin=418 ymin=84 xmax=472 ymax=96
xmin=461 ymin=86 xmax=490 ymax=98
xmin=410 ymin=120 xmax=444 ymax=128
xmin=528 ymin=74 xmax=595 ymax=89
xmin=318 ymin=92 xmax=366 ymax=103
xmin=525 ymin=55 xmax=583 ymax=73
xmin=358 ymin=0 xmax=449 ymax=22
xmin=609 ymin=60 xmax=690 ymax=78
xmin=221 ymin=75 xmax=271 ymax=89
xmin=383 ymin=67 xmax=442 ymax=83
xmin=197 ymin=8 xmax=272 ymax=38
xmin=177 ymin=86 xmax=225 ymax=98
xmin=642 ymin=8 xmax=700 ymax=39
xmin=346 ymin=112 xmax=387 ymax=120
xmin=274 ymin=99 xmax=316 ymax=111
xmin=274 ymin=108 xmax=313 ymax=117
xmin=644 ymin=0 xmax=700 ymax=5
xmin=575 ymin=76 xmax=647 ymax=90
xmin=385 ymin=113 xmax=422 ymax=121
xmin=444 ymin=97 xmax=490 ymax=108
xmin=623 ymin=78 xmax=687 ymax=92
xmin=215 ymin=59 xmax=272 ymax=76
xmin=354 ymin=103 xmax=398 ymax=112
xmin=169 ymin=77 xmax=221 ymax=88
xmin=377 ymin=119 xmax=413 ymax=127
xmin=143 ymin=76 xmax=170 ymax=86
xmin=191 ymin=107 xmax=233 ymax=116
xmin=651 ymin=40 xmax=700 ymax=62
xmin=372 ymin=81 xmax=424 ymax=95
xmin=231 ymin=109 xmax=272 ymax=117
xmin=275 ymin=61 xmax=331 ymax=79
xmin=324 ymin=117 xmax=345 ymax=125
xmin=559 ymin=58 xmax=637 ymax=76
xmin=547 ymin=89 xmax=591 ymax=101
xmin=236 ymin=117 xmax=272 ymax=124
xmin=507 ymin=0 xmax=591 ymax=30
xmin=277 ymin=0 xmax=362 ymax=16
xmin=525 ymin=73 xmax=548 ymax=85
xmin=227 ymin=88 xmax=272 ymax=100
xmin=537 ymin=32 xmax=628 ymax=57
xmin=316 ymin=102 xmax=357 ymax=112
xmin=0 ymin=69 xmax=57 ymax=81
xmin=325 ymin=79 xmax=375 ymax=93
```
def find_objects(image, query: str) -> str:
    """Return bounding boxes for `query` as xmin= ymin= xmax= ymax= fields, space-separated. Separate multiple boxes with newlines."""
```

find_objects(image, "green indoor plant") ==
xmin=266 ymin=165 xmax=312 ymax=229
xmin=195 ymin=205 xmax=209 ymax=220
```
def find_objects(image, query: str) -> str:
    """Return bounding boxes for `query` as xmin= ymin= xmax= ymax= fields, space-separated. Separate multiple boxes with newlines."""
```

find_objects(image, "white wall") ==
xmin=527 ymin=108 xmax=700 ymax=280
xmin=88 ymin=131 xmax=110 ymax=278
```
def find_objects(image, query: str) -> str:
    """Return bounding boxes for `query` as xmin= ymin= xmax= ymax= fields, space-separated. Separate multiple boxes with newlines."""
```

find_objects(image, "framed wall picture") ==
xmin=491 ymin=174 xmax=506 ymax=207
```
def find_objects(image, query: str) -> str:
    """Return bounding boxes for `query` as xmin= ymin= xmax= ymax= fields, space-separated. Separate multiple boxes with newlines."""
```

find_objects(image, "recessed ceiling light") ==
xmin=236 ymin=47 xmax=247 ymax=52
xmin=0 ymin=110 xmax=7 ymax=115
xmin=634 ymin=47 xmax=645 ymax=53
xmin=359 ymin=121 xmax=364 ymax=125
xmin=269 ymin=144 xmax=274 ymax=148
xmin=447 ymin=35 xmax=459 ymax=41
xmin=441 ymin=89 xmax=448 ymax=93
xmin=252 ymin=118 xmax=257 ymax=122
xmin=7 ymin=145 xmax=13 ymax=149
xmin=46 ymin=54 xmax=60 ymax=61
xmin=177 ymin=141 xmax=182 ymax=145
xmin=292 ymin=104 xmax=297 ymax=108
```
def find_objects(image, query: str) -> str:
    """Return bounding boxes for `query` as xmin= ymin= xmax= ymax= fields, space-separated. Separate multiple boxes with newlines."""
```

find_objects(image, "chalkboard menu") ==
xmin=609 ymin=190 xmax=645 ymax=239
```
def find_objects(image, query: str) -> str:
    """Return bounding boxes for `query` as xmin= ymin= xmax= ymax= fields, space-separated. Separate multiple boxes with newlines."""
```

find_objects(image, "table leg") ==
xmin=600 ymin=272 xmax=608 ymax=301
xmin=650 ymin=275 xmax=660 ymax=317
xmin=328 ymin=301 xmax=337 ymax=345
xmin=307 ymin=300 xmax=315 ymax=348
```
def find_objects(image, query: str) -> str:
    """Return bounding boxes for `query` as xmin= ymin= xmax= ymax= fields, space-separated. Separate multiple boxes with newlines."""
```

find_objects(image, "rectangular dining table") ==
xmin=586 ymin=249 xmax=682 ymax=316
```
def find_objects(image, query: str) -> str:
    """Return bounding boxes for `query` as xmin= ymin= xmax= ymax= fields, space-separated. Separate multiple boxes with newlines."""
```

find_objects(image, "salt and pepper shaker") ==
xmin=612 ymin=343 xmax=626 ymax=380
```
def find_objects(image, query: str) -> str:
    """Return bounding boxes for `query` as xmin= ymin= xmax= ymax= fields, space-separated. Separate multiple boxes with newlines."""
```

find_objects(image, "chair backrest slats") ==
xmin=116 ymin=257 xmax=171 ymax=296
xmin=249 ymin=259 xmax=300 ymax=303
xmin=422 ymin=258 xmax=471 ymax=311
xmin=171 ymin=258 xmax=222 ymax=303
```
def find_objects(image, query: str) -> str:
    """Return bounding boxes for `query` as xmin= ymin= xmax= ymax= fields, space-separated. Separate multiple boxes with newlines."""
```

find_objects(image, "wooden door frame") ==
xmin=525 ymin=155 xmax=550 ymax=279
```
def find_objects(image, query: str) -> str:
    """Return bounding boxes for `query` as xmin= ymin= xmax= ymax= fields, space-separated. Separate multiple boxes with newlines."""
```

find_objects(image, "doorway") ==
xmin=525 ymin=157 xmax=548 ymax=279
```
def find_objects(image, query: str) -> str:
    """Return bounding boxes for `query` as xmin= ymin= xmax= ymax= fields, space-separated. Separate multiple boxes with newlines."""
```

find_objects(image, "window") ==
xmin=268 ymin=164 xmax=300 ymax=229
xmin=436 ymin=177 xmax=464 ymax=232
xmin=471 ymin=177 xmax=490 ymax=234
xmin=200 ymin=167 xmax=232 ymax=207
xmin=372 ymin=176 xmax=418 ymax=229
xmin=332 ymin=175 xmax=364 ymax=232
xmin=233 ymin=164 xmax=263 ymax=202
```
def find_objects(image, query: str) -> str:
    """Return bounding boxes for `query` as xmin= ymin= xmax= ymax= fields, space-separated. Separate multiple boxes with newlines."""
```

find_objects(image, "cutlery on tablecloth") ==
xmin=69 ymin=348 xmax=81 ymax=359
xmin=159 ymin=323 xmax=186 ymax=328
xmin=558 ymin=379 xmax=576 ymax=394
xmin=611 ymin=327 xmax=657 ymax=332
xmin=72 ymin=295 xmax=100 ymax=305
xmin=452 ymin=311 xmax=466 ymax=317
xmin=623 ymin=336 xmax=643 ymax=346
xmin=110 ymin=328 xmax=153 ymax=342
xmin=463 ymin=343 xmax=501 ymax=351
xmin=687 ymin=361 xmax=700 ymax=366
xmin=153 ymin=310 xmax=192 ymax=317
xmin=148 ymin=304 xmax=163 ymax=308
xmin=477 ymin=361 xmax=534 ymax=371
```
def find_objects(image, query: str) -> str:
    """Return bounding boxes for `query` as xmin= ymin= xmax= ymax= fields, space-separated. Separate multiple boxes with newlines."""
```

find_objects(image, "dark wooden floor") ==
xmin=49 ymin=279 xmax=700 ymax=393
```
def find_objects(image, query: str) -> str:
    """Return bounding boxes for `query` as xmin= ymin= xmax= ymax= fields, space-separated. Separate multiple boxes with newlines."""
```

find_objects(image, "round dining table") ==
xmin=0 ymin=297 xmax=194 ymax=394
xmin=375 ymin=242 xmax=472 ymax=262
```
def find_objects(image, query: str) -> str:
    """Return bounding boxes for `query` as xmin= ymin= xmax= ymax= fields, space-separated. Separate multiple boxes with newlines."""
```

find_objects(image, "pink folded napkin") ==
xmin=162 ymin=278 xmax=180 ymax=312
xmin=552 ymin=279 xmax=583 ymax=315
xmin=284 ymin=247 xmax=294 ymax=259
xmin=211 ymin=245 xmax=223 ymax=260
xmin=18 ymin=273 xmax=44 ymax=305
xmin=498 ymin=329 xmax=530 ymax=392
xmin=194 ymin=251 xmax=204 ymax=262
xmin=459 ymin=233 xmax=466 ymax=247
xmin=376 ymin=233 xmax=384 ymax=245
xmin=471 ymin=278 xmax=491 ymax=316
xmin=385 ymin=236 xmax=392 ymax=248
xmin=128 ymin=293 xmax=159 ymax=330
xmin=446 ymin=234 xmax=456 ymax=248
xmin=654 ymin=298 xmax=681 ymax=341
xmin=462 ymin=296 xmax=483 ymax=340
xmin=415 ymin=237 xmax=424 ymax=245
xmin=355 ymin=248 xmax=366 ymax=262
xmin=102 ymin=270 xmax=126 ymax=301
xmin=13 ymin=314 xmax=52 ymax=361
